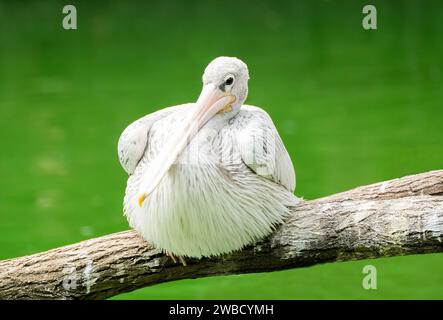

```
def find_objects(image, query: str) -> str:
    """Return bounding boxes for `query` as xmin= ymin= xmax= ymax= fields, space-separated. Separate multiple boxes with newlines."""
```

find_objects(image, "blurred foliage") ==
xmin=0 ymin=0 xmax=442 ymax=299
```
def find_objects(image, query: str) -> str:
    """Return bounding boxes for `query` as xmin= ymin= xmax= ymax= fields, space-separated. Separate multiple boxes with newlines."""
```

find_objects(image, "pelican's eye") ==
xmin=220 ymin=74 xmax=235 ymax=92
xmin=225 ymin=77 xmax=234 ymax=86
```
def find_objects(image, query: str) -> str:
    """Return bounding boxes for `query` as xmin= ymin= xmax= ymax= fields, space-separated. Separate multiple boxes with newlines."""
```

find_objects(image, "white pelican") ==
xmin=118 ymin=57 xmax=297 ymax=263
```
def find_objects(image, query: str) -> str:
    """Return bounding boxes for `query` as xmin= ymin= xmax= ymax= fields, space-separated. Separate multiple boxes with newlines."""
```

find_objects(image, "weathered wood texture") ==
xmin=0 ymin=170 xmax=442 ymax=300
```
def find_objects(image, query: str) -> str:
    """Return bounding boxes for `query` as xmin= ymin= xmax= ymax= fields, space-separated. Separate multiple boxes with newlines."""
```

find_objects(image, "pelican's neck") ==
xmin=216 ymin=101 xmax=242 ymax=121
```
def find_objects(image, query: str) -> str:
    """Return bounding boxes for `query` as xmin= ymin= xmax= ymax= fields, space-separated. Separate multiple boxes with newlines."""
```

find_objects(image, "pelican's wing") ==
xmin=233 ymin=105 xmax=296 ymax=192
xmin=118 ymin=104 xmax=188 ymax=175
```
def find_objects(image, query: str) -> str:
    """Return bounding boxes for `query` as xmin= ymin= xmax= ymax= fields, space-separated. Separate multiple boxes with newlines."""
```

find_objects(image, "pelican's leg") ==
xmin=165 ymin=252 xmax=187 ymax=266
xmin=166 ymin=251 xmax=177 ymax=264
xmin=179 ymin=256 xmax=187 ymax=267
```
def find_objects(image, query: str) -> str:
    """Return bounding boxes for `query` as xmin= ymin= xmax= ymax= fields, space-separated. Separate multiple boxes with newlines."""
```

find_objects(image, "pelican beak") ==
xmin=136 ymin=84 xmax=235 ymax=207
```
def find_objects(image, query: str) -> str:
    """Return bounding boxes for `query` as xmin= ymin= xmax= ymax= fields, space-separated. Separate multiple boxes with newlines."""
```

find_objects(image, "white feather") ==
xmin=119 ymin=104 xmax=299 ymax=258
xmin=117 ymin=105 xmax=185 ymax=175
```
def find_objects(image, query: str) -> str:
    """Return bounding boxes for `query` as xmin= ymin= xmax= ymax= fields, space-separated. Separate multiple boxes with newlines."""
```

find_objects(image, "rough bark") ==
xmin=0 ymin=170 xmax=442 ymax=300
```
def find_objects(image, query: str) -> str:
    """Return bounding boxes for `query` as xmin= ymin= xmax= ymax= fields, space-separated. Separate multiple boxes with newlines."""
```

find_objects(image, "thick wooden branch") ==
xmin=1 ymin=170 xmax=442 ymax=300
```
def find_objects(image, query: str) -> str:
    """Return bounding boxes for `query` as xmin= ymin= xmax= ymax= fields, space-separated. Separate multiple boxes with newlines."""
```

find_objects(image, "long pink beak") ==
xmin=137 ymin=84 xmax=235 ymax=207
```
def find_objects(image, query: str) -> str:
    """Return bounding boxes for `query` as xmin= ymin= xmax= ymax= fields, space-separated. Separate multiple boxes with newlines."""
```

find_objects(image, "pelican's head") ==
xmin=201 ymin=56 xmax=249 ymax=117
xmin=137 ymin=57 xmax=249 ymax=207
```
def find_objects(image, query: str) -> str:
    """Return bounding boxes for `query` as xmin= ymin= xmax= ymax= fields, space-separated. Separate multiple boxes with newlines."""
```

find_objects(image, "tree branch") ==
xmin=1 ymin=170 xmax=442 ymax=300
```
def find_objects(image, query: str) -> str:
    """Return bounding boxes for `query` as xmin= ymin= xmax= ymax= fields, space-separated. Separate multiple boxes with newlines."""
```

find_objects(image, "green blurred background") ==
xmin=0 ymin=0 xmax=442 ymax=299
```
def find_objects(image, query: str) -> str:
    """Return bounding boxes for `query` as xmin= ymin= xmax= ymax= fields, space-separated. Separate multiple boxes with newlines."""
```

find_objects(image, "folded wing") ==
xmin=117 ymin=104 xmax=187 ymax=175
xmin=234 ymin=105 xmax=296 ymax=193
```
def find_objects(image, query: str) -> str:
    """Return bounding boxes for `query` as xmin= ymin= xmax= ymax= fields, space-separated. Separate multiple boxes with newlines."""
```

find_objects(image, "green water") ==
xmin=0 ymin=0 xmax=442 ymax=299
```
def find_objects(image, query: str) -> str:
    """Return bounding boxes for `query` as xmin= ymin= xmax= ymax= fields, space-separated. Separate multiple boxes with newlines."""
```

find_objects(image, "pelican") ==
xmin=118 ymin=57 xmax=298 ymax=263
